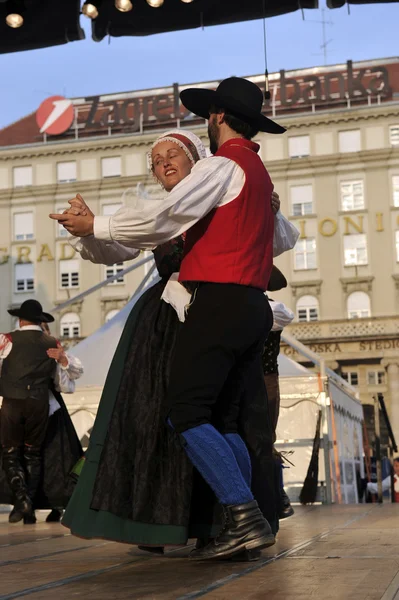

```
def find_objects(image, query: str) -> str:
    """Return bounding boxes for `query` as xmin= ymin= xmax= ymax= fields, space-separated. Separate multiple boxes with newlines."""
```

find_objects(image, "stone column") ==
xmin=385 ymin=362 xmax=399 ymax=443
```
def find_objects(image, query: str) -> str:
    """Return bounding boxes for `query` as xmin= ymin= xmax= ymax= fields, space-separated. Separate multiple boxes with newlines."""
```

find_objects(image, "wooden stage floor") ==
xmin=0 ymin=504 xmax=398 ymax=600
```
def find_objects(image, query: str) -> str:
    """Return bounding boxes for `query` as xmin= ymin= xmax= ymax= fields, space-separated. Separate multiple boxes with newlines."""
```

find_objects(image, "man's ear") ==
xmin=217 ymin=112 xmax=226 ymax=125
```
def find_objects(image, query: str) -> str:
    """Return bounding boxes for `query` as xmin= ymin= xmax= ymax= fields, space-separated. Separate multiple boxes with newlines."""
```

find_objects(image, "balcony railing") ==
xmin=287 ymin=316 xmax=399 ymax=342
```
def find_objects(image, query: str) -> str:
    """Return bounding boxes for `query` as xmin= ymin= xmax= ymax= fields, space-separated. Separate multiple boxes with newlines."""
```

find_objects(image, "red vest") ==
xmin=179 ymin=138 xmax=274 ymax=291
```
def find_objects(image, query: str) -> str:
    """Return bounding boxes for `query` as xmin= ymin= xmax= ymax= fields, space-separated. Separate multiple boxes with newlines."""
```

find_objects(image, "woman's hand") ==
xmin=47 ymin=347 xmax=68 ymax=368
xmin=271 ymin=191 xmax=280 ymax=215
xmin=65 ymin=194 xmax=93 ymax=217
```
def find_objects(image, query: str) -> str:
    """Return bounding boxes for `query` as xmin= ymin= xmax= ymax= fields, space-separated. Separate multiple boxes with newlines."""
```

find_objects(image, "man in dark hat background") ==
xmin=0 ymin=299 xmax=58 ymax=523
xmin=50 ymin=77 xmax=291 ymax=560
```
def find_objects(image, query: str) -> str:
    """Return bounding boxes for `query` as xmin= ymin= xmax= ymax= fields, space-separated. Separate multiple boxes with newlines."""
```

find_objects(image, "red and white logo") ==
xmin=36 ymin=96 xmax=74 ymax=136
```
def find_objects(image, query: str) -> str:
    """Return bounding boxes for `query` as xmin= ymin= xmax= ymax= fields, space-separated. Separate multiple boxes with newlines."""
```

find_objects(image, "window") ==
xmin=13 ymin=166 xmax=32 ymax=188
xmin=338 ymin=130 xmax=361 ymax=153
xmin=344 ymin=234 xmax=368 ymax=266
xmin=290 ymin=185 xmax=313 ymax=216
xmin=102 ymin=203 xmax=122 ymax=216
xmin=396 ymin=231 xmax=399 ymax=262
xmin=347 ymin=291 xmax=371 ymax=319
xmin=101 ymin=157 xmax=121 ymax=178
xmin=296 ymin=295 xmax=319 ymax=322
xmin=105 ymin=263 xmax=125 ymax=285
xmin=342 ymin=371 xmax=359 ymax=386
xmin=393 ymin=176 xmax=399 ymax=207
xmin=340 ymin=180 xmax=365 ymax=211
xmin=57 ymin=161 xmax=77 ymax=183
xmin=13 ymin=212 xmax=34 ymax=241
xmin=294 ymin=238 xmax=317 ymax=270
xmin=390 ymin=126 xmax=399 ymax=147
xmin=60 ymin=259 xmax=80 ymax=289
xmin=288 ymin=136 xmax=310 ymax=158
xmin=105 ymin=309 xmax=120 ymax=323
xmin=15 ymin=263 xmax=34 ymax=293
xmin=60 ymin=312 xmax=81 ymax=338
xmin=56 ymin=206 xmax=69 ymax=237
xmin=367 ymin=370 xmax=385 ymax=386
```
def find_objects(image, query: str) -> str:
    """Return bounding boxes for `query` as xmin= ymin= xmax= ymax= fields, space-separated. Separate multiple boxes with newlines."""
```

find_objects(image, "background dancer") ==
xmin=0 ymin=305 xmax=84 ymax=524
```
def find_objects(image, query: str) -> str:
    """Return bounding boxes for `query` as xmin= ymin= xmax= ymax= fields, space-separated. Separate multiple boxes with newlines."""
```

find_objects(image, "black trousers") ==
xmin=167 ymin=283 xmax=273 ymax=434
xmin=0 ymin=396 xmax=49 ymax=448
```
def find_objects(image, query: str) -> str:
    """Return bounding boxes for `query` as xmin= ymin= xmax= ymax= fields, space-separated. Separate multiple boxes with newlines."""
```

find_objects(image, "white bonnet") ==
xmin=147 ymin=129 xmax=207 ymax=170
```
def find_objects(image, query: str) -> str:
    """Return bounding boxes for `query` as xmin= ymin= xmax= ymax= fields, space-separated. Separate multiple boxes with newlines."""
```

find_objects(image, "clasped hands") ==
xmin=49 ymin=194 xmax=94 ymax=237
xmin=49 ymin=190 xmax=281 ymax=238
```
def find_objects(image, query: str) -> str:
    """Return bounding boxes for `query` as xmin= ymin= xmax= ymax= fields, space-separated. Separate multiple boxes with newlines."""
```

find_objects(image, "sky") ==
xmin=0 ymin=0 xmax=398 ymax=129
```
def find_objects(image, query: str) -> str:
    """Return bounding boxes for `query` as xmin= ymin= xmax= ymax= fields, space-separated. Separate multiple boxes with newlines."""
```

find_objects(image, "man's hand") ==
xmin=49 ymin=194 xmax=95 ymax=236
xmin=66 ymin=194 xmax=94 ymax=218
xmin=47 ymin=347 xmax=68 ymax=368
xmin=49 ymin=212 xmax=94 ymax=237
xmin=271 ymin=191 xmax=280 ymax=215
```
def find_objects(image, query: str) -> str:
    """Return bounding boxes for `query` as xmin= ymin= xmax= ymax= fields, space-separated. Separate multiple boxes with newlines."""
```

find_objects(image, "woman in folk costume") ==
xmin=62 ymin=128 xmax=298 ymax=554
xmin=0 ymin=319 xmax=84 ymax=524
xmin=263 ymin=269 xmax=296 ymax=519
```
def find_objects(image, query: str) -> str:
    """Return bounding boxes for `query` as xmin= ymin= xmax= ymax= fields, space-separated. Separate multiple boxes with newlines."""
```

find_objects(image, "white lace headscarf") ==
xmin=148 ymin=129 xmax=207 ymax=171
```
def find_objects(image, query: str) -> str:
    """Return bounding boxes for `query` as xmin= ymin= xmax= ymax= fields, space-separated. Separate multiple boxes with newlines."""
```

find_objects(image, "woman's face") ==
xmin=152 ymin=141 xmax=193 ymax=192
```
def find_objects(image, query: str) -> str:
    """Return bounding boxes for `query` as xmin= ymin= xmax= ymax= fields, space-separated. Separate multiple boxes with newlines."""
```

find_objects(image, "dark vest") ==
xmin=0 ymin=330 xmax=58 ymax=400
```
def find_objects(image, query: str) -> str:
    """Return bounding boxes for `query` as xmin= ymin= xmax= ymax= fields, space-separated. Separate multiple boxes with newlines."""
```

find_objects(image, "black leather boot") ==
xmin=189 ymin=500 xmax=275 ymax=561
xmin=23 ymin=445 xmax=42 ymax=525
xmin=279 ymin=488 xmax=294 ymax=520
xmin=2 ymin=447 xmax=32 ymax=523
xmin=46 ymin=509 xmax=63 ymax=523
xmin=195 ymin=537 xmax=260 ymax=561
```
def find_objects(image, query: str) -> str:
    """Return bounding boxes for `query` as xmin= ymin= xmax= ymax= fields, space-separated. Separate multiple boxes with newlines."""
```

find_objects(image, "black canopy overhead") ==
xmin=91 ymin=0 xmax=318 ymax=42
xmin=0 ymin=0 xmax=84 ymax=54
xmin=0 ymin=0 xmax=397 ymax=54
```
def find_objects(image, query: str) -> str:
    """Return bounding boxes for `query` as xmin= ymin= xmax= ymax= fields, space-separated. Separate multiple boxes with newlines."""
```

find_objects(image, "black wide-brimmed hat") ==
xmin=267 ymin=266 xmax=287 ymax=292
xmin=180 ymin=77 xmax=285 ymax=135
xmin=8 ymin=299 xmax=54 ymax=324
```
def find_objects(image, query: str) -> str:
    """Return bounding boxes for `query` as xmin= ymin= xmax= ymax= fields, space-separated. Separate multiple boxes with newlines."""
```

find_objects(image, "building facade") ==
xmin=1 ymin=57 xmax=399 ymax=436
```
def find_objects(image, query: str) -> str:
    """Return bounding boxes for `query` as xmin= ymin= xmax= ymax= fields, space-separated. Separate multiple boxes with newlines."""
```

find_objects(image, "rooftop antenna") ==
xmin=306 ymin=8 xmax=334 ymax=66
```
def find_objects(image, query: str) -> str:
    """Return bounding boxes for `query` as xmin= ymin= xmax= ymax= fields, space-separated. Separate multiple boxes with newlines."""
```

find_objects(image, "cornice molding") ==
xmin=0 ymin=174 xmax=154 ymax=205
xmin=0 ymin=128 xmax=209 ymax=161
xmin=269 ymin=146 xmax=399 ymax=176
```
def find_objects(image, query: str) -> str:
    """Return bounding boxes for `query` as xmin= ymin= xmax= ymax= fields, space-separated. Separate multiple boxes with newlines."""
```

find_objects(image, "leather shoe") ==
xmin=46 ymin=509 xmax=63 ymax=523
xmin=9 ymin=497 xmax=32 ymax=524
xmin=189 ymin=500 xmax=275 ymax=561
xmin=23 ymin=510 xmax=37 ymax=525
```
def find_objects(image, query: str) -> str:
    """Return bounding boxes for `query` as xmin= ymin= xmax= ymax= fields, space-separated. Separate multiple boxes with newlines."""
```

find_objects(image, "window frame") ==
xmin=343 ymin=233 xmax=368 ymax=267
xmin=288 ymin=135 xmax=310 ymax=159
xmin=294 ymin=237 xmax=317 ymax=271
xmin=340 ymin=180 xmax=365 ymax=212
xmin=101 ymin=156 xmax=122 ymax=178
xmin=59 ymin=259 xmax=80 ymax=290
xmin=13 ymin=211 xmax=34 ymax=242
xmin=105 ymin=262 xmax=125 ymax=285
xmin=14 ymin=262 xmax=35 ymax=293
xmin=290 ymin=184 xmax=314 ymax=216
xmin=13 ymin=166 xmax=33 ymax=188
xmin=60 ymin=313 xmax=81 ymax=339
xmin=57 ymin=161 xmax=77 ymax=184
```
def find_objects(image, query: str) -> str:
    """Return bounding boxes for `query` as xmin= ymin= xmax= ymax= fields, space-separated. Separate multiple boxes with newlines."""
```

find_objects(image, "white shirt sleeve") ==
xmin=93 ymin=157 xmax=240 ymax=248
xmin=53 ymin=354 xmax=84 ymax=394
xmin=0 ymin=334 xmax=12 ymax=377
xmin=269 ymin=301 xmax=295 ymax=331
xmin=69 ymin=235 xmax=140 ymax=266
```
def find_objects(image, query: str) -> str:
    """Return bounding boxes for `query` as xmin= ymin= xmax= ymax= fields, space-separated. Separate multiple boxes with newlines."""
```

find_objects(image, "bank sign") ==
xmin=36 ymin=59 xmax=393 ymax=137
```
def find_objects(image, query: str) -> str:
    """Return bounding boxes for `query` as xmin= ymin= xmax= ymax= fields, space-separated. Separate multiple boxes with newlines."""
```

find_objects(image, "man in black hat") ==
xmin=50 ymin=77 xmax=288 ymax=560
xmin=0 ymin=300 xmax=58 ymax=523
